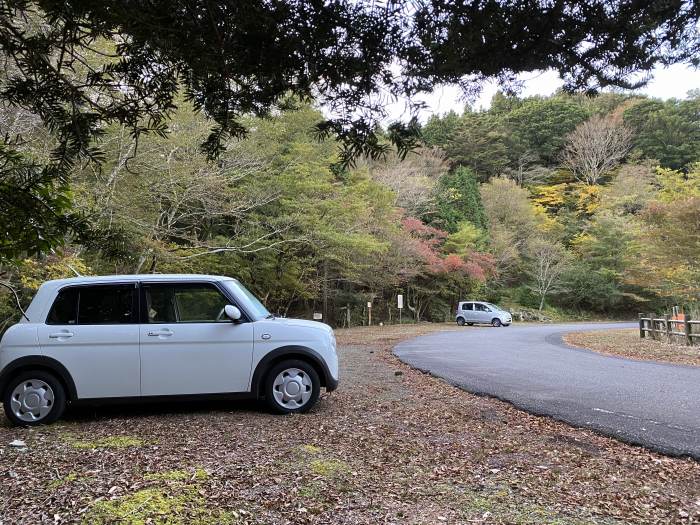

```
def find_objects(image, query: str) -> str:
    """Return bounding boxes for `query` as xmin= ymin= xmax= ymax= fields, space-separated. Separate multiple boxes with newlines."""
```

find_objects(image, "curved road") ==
xmin=394 ymin=323 xmax=700 ymax=459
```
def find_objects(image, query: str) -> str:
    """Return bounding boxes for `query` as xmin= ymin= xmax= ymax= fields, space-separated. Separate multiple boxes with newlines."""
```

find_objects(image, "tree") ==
xmin=561 ymin=115 xmax=633 ymax=185
xmin=527 ymin=239 xmax=571 ymax=311
xmin=433 ymin=167 xmax=487 ymax=233
xmin=504 ymin=95 xmax=590 ymax=165
xmin=422 ymin=111 xmax=461 ymax=148
xmin=2 ymin=1 xmax=700 ymax=256
xmin=366 ymin=147 xmax=447 ymax=216
xmin=623 ymin=95 xmax=700 ymax=170
xmin=636 ymin=197 xmax=700 ymax=302
xmin=481 ymin=177 xmax=543 ymax=267
xmin=445 ymin=112 xmax=510 ymax=180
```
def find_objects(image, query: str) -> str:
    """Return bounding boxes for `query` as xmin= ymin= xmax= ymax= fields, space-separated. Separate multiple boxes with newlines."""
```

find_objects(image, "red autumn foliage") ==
xmin=401 ymin=217 xmax=496 ymax=281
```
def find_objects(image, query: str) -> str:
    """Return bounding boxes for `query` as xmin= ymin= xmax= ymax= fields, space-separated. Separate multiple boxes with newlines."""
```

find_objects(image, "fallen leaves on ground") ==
xmin=564 ymin=328 xmax=700 ymax=367
xmin=1 ymin=323 xmax=698 ymax=524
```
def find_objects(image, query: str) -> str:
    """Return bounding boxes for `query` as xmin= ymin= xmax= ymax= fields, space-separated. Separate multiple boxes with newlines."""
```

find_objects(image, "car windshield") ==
xmin=484 ymin=303 xmax=504 ymax=311
xmin=223 ymin=280 xmax=271 ymax=320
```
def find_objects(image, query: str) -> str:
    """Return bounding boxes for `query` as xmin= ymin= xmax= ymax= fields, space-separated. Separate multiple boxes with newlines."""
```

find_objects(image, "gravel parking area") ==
xmin=0 ymin=323 xmax=698 ymax=524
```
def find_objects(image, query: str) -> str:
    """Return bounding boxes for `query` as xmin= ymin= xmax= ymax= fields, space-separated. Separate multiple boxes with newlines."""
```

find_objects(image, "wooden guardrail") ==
xmin=639 ymin=313 xmax=699 ymax=346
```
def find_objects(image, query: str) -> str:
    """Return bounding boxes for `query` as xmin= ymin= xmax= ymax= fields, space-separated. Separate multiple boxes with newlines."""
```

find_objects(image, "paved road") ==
xmin=394 ymin=323 xmax=700 ymax=459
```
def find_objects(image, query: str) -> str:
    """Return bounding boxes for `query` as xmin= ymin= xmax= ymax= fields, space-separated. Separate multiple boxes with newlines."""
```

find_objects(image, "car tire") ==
xmin=264 ymin=359 xmax=320 ymax=414
xmin=491 ymin=318 xmax=502 ymax=327
xmin=467 ymin=322 xmax=474 ymax=326
xmin=456 ymin=317 xmax=465 ymax=326
xmin=2 ymin=370 xmax=66 ymax=426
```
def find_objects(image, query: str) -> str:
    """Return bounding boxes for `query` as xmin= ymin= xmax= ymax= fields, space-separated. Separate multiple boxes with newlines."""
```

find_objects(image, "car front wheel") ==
xmin=3 ymin=371 xmax=66 ymax=426
xmin=264 ymin=359 xmax=320 ymax=414
xmin=491 ymin=318 xmax=502 ymax=327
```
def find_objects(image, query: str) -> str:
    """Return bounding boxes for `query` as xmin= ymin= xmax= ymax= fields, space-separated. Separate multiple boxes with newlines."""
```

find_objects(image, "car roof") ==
xmin=42 ymin=274 xmax=234 ymax=287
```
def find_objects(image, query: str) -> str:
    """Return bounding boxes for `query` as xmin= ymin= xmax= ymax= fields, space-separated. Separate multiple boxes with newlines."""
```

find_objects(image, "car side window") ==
xmin=78 ymin=285 xmax=137 ymax=324
xmin=475 ymin=304 xmax=489 ymax=312
xmin=462 ymin=303 xmax=473 ymax=311
xmin=47 ymin=288 xmax=78 ymax=325
xmin=144 ymin=284 xmax=230 ymax=323
xmin=48 ymin=285 xmax=136 ymax=325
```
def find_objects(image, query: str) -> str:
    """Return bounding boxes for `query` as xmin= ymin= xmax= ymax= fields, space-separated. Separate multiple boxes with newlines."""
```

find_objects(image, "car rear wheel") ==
xmin=491 ymin=318 xmax=502 ymax=327
xmin=3 ymin=371 xmax=66 ymax=426
xmin=456 ymin=317 xmax=465 ymax=326
xmin=264 ymin=359 xmax=320 ymax=414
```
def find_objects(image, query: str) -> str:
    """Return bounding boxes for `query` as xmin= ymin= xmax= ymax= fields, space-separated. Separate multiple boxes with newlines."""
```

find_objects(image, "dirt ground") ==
xmin=1 ymin=323 xmax=699 ymax=524
xmin=564 ymin=327 xmax=700 ymax=368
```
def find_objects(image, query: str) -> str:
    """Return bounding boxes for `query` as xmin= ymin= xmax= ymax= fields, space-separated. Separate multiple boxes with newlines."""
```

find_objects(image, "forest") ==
xmin=1 ymin=89 xmax=699 ymax=328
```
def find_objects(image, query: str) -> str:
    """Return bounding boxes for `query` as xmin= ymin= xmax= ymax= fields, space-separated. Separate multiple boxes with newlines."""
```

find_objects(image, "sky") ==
xmin=384 ymin=63 xmax=700 ymax=123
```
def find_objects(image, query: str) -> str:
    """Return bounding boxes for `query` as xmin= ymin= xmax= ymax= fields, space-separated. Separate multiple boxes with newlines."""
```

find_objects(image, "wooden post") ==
xmin=648 ymin=312 xmax=656 ymax=340
xmin=639 ymin=313 xmax=645 ymax=338
xmin=685 ymin=314 xmax=692 ymax=346
xmin=664 ymin=314 xmax=671 ymax=343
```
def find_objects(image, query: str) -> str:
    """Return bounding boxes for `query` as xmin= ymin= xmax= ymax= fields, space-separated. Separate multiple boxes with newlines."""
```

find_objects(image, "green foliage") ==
xmin=4 ymin=86 xmax=700 ymax=323
xmin=2 ymin=2 xmax=699 ymax=256
xmin=444 ymin=222 xmax=488 ymax=255
xmin=422 ymin=111 xmax=461 ymax=148
xmin=504 ymin=95 xmax=590 ymax=165
xmin=624 ymin=96 xmax=700 ymax=170
xmin=445 ymin=112 xmax=510 ymax=180
xmin=433 ymin=167 xmax=487 ymax=233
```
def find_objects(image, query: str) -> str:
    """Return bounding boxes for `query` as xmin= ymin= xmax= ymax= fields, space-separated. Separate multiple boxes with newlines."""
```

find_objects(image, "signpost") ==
xmin=367 ymin=301 xmax=372 ymax=326
xmin=397 ymin=294 xmax=403 ymax=324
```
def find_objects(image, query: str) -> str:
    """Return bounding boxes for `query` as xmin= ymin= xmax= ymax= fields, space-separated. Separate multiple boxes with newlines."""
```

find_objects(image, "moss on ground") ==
xmin=457 ymin=485 xmax=620 ymax=525
xmin=309 ymin=458 xmax=350 ymax=477
xmin=84 ymin=469 xmax=235 ymax=525
xmin=65 ymin=433 xmax=147 ymax=449
xmin=48 ymin=471 xmax=80 ymax=489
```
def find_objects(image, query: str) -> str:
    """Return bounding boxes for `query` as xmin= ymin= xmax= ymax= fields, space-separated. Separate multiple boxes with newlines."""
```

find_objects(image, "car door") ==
xmin=139 ymin=282 xmax=254 ymax=396
xmin=37 ymin=284 xmax=141 ymax=399
xmin=474 ymin=303 xmax=491 ymax=323
xmin=461 ymin=302 xmax=475 ymax=322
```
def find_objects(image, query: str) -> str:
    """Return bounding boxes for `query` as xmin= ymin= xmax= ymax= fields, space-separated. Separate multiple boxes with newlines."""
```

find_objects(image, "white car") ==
xmin=0 ymin=274 xmax=338 ymax=426
xmin=455 ymin=301 xmax=512 ymax=327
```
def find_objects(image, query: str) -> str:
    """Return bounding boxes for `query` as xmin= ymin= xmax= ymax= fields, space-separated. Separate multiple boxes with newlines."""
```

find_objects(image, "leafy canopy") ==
xmin=1 ymin=1 xmax=700 ymax=258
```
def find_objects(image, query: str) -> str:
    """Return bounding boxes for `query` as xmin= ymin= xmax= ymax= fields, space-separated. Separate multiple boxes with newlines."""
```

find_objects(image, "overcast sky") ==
xmin=384 ymin=63 xmax=700 ymax=122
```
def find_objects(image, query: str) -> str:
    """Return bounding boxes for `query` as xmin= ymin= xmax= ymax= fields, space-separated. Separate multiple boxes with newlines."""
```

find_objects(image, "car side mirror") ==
xmin=224 ymin=305 xmax=242 ymax=322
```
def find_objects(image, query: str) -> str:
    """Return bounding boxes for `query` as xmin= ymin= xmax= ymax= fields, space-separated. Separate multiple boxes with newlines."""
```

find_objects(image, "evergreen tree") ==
xmin=432 ymin=167 xmax=487 ymax=233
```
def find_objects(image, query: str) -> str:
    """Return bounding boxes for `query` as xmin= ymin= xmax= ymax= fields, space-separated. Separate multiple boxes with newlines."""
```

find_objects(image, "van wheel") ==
xmin=456 ymin=317 xmax=465 ymax=326
xmin=264 ymin=360 xmax=320 ymax=414
xmin=3 ymin=371 xmax=66 ymax=426
xmin=491 ymin=318 xmax=502 ymax=327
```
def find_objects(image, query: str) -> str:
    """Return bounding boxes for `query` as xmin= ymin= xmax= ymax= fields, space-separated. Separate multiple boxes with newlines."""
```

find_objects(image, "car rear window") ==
xmin=46 ymin=288 xmax=78 ymax=325
xmin=47 ymin=285 xmax=136 ymax=325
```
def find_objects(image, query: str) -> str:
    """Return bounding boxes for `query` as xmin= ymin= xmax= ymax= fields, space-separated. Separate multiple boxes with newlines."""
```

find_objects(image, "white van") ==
xmin=455 ymin=301 xmax=512 ymax=327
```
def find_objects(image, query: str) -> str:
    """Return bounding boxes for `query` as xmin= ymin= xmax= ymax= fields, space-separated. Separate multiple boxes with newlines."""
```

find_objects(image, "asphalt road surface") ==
xmin=394 ymin=323 xmax=700 ymax=459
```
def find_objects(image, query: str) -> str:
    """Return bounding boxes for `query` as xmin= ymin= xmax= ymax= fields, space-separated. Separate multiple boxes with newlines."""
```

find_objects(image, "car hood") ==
xmin=268 ymin=317 xmax=333 ymax=334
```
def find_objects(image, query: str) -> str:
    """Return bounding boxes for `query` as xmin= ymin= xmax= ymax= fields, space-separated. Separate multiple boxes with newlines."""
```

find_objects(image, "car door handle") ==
xmin=147 ymin=330 xmax=173 ymax=337
xmin=48 ymin=332 xmax=74 ymax=339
